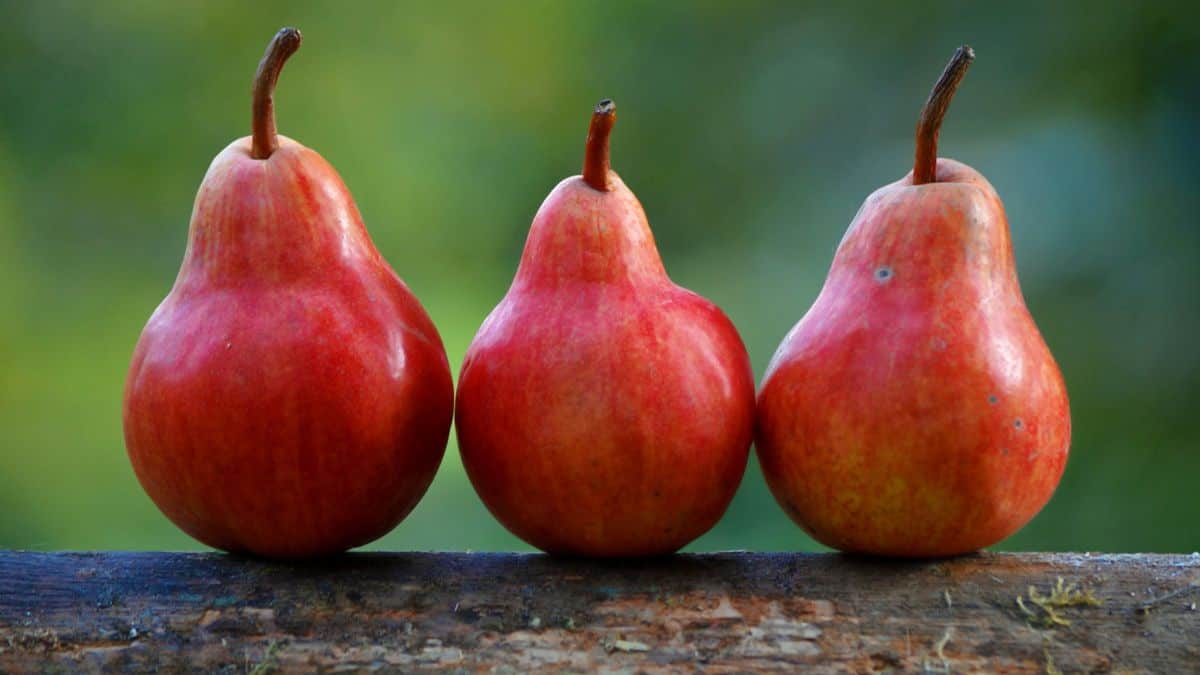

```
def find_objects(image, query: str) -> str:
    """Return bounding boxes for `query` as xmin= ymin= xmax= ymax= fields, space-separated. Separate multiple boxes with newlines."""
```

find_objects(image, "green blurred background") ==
xmin=1 ymin=2 xmax=1197 ymax=553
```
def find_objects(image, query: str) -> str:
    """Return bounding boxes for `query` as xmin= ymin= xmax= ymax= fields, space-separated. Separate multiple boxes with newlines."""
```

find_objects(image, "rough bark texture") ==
xmin=0 ymin=552 xmax=1196 ymax=673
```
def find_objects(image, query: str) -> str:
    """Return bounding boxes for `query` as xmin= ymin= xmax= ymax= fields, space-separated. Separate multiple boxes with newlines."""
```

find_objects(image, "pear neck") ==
xmin=830 ymin=175 xmax=1018 ymax=301
xmin=513 ymin=177 xmax=666 ymax=289
xmin=178 ymin=141 xmax=377 ymax=288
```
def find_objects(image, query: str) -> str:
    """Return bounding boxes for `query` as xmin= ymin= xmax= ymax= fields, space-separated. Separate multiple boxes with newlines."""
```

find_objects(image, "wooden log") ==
xmin=0 ymin=552 xmax=1197 ymax=672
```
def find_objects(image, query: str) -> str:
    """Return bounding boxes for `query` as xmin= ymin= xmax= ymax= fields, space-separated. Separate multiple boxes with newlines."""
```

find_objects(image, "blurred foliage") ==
xmin=0 ymin=1 xmax=1197 ymax=553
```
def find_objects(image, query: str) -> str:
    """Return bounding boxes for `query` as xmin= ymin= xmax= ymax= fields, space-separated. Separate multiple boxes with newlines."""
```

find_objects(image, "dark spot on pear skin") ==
xmin=1014 ymin=418 xmax=1024 ymax=430
xmin=988 ymin=394 xmax=998 ymax=405
xmin=1001 ymin=447 xmax=1010 ymax=455
xmin=874 ymin=266 xmax=893 ymax=283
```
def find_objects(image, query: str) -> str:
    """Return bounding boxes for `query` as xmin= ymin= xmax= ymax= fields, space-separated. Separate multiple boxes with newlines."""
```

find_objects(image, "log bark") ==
xmin=0 ymin=552 xmax=1197 ymax=672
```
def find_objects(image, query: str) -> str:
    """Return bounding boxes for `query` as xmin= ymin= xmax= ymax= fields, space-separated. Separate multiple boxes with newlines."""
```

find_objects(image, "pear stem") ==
xmin=913 ymin=45 xmax=974 ymax=185
xmin=583 ymin=99 xmax=616 ymax=191
xmin=251 ymin=27 xmax=303 ymax=160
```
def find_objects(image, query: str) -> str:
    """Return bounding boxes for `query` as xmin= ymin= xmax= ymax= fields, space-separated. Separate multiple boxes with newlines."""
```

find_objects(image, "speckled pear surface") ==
xmin=756 ymin=48 xmax=1070 ymax=557
xmin=757 ymin=159 xmax=1070 ymax=556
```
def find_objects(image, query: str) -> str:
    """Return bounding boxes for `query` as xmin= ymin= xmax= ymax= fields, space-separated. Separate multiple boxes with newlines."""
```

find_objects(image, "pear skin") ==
xmin=123 ymin=29 xmax=453 ymax=558
xmin=757 ymin=47 xmax=1070 ymax=557
xmin=455 ymin=101 xmax=756 ymax=557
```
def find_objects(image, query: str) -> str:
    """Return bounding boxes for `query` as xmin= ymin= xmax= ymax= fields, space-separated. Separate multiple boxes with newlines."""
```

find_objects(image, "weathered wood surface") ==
xmin=0 ymin=552 xmax=1197 ymax=673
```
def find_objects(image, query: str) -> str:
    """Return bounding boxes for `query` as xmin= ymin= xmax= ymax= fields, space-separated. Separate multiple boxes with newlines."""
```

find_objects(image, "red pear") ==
xmin=123 ymin=28 xmax=453 ymax=558
xmin=455 ymin=101 xmax=755 ymax=557
xmin=756 ymin=47 xmax=1070 ymax=557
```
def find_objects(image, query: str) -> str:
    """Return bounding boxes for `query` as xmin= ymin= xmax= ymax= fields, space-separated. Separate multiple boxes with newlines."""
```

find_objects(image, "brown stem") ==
xmin=913 ymin=45 xmax=974 ymax=185
xmin=583 ymin=99 xmax=616 ymax=191
xmin=251 ymin=27 xmax=303 ymax=160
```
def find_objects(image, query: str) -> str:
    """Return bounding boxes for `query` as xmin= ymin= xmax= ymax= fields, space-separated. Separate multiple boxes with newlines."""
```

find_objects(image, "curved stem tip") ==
xmin=583 ymin=99 xmax=616 ymax=191
xmin=251 ymin=27 xmax=303 ymax=160
xmin=913 ymin=45 xmax=974 ymax=185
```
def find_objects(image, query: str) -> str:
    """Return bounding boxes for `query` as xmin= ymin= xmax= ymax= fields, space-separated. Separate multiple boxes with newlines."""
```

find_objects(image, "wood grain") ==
xmin=0 ymin=552 xmax=1197 ymax=672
